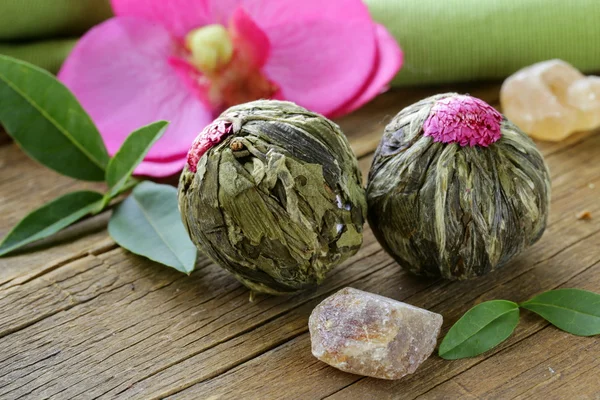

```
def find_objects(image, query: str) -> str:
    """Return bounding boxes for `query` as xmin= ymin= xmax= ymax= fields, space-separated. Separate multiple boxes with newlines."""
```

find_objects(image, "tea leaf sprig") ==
xmin=0 ymin=55 xmax=197 ymax=274
xmin=439 ymin=288 xmax=600 ymax=359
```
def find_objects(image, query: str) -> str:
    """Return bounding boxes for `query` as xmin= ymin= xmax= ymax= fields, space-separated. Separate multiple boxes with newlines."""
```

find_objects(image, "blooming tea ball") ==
xmin=367 ymin=94 xmax=551 ymax=280
xmin=178 ymin=100 xmax=367 ymax=295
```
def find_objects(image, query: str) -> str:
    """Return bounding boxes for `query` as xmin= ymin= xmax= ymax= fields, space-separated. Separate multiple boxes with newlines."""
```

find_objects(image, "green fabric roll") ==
xmin=366 ymin=0 xmax=600 ymax=86
xmin=0 ymin=39 xmax=78 ymax=74
xmin=0 ymin=0 xmax=112 ymax=41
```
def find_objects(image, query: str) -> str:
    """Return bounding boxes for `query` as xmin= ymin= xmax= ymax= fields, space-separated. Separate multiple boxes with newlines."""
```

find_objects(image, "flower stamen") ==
xmin=186 ymin=25 xmax=234 ymax=74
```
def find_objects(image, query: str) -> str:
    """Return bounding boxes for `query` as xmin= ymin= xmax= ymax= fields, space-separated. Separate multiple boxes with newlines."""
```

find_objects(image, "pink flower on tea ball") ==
xmin=59 ymin=0 xmax=402 ymax=177
xmin=423 ymin=95 xmax=503 ymax=147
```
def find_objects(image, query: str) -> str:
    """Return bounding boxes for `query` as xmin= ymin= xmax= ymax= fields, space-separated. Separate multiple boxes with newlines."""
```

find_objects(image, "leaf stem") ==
xmin=96 ymin=178 xmax=140 ymax=214
xmin=116 ymin=178 xmax=140 ymax=196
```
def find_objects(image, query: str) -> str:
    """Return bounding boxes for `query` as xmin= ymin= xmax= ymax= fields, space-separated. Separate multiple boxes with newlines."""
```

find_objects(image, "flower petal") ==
xmin=111 ymin=0 xmax=210 ymax=38
xmin=236 ymin=0 xmax=373 ymax=26
xmin=135 ymin=155 xmax=188 ymax=177
xmin=251 ymin=0 xmax=378 ymax=115
xmin=208 ymin=0 xmax=244 ymax=25
xmin=330 ymin=24 xmax=403 ymax=117
xmin=209 ymin=0 xmax=371 ymax=26
xmin=229 ymin=7 xmax=270 ymax=69
xmin=59 ymin=17 xmax=213 ymax=177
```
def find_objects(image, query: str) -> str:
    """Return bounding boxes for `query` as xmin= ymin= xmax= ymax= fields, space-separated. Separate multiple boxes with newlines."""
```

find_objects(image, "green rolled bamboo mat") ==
xmin=0 ymin=0 xmax=112 ymax=40
xmin=365 ymin=0 xmax=600 ymax=86
xmin=1 ymin=0 xmax=599 ymax=84
xmin=0 ymin=40 xmax=79 ymax=74
xmin=0 ymin=0 xmax=111 ymax=73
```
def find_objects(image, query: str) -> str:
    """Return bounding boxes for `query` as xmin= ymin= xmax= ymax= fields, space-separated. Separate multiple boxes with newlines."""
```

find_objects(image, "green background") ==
xmin=1 ymin=0 xmax=599 ymax=85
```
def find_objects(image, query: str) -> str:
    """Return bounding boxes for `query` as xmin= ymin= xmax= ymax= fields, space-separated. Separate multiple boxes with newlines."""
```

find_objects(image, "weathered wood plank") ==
xmin=0 ymin=83 xmax=598 ymax=399
xmin=159 ymin=226 xmax=600 ymax=400
xmin=114 ymin=146 xmax=600 ymax=399
xmin=2 ymin=144 xmax=593 ymax=399
xmin=0 ymin=235 xmax=388 ymax=399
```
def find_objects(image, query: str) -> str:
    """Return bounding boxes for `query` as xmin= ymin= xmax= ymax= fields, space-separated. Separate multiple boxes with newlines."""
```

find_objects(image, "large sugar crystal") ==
xmin=308 ymin=287 xmax=443 ymax=380
xmin=500 ymin=59 xmax=600 ymax=141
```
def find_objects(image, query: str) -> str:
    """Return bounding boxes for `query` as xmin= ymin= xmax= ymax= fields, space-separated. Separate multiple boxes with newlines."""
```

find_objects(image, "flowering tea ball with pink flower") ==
xmin=367 ymin=94 xmax=551 ymax=280
xmin=59 ymin=0 xmax=402 ymax=177
xmin=178 ymin=100 xmax=367 ymax=295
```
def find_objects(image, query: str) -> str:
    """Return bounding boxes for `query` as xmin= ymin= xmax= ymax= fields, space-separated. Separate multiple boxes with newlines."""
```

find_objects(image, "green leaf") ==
xmin=0 ymin=191 xmax=104 ymax=256
xmin=108 ymin=181 xmax=197 ymax=274
xmin=521 ymin=288 xmax=600 ymax=336
xmin=105 ymin=121 xmax=168 ymax=198
xmin=439 ymin=300 xmax=520 ymax=360
xmin=0 ymin=55 xmax=109 ymax=181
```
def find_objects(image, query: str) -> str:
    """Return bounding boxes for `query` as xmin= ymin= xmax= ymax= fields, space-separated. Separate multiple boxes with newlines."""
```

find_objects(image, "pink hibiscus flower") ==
xmin=59 ymin=0 xmax=402 ymax=177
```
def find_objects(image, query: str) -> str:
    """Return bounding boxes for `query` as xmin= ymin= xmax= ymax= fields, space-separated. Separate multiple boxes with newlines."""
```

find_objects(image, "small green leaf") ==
xmin=439 ymin=300 xmax=520 ymax=360
xmin=105 ymin=121 xmax=168 ymax=198
xmin=0 ymin=55 xmax=109 ymax=181
xmin=108 ymin=181 xmax=197 ymax=274
xmin=521 ymin=289 xmax=600 ymax=336
xmin=0 ymin=191 xmax=104 ymax=256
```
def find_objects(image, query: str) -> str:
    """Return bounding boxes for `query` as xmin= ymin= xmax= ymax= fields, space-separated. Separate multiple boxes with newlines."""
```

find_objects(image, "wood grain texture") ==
xmin=1 ymin=83 xmax=599 ymax=400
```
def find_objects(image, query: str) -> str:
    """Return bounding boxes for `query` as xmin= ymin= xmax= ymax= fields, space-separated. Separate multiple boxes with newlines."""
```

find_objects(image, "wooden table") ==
xmin=1 ymin=82 xmax=599 ymax=400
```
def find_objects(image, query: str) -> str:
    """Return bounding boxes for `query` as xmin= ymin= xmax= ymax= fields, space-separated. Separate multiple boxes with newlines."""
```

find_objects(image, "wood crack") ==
xmin=0 ymin=241 xmax=118 ymax=289
xmin=321 ymin=377 xmax=365 ymax=400
xmin=0 ymin=264 xmax=159 ymax=341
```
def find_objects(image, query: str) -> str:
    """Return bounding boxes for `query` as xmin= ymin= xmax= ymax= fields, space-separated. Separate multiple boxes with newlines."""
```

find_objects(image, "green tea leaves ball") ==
xmin=367 ymin=93 xmax=551 ymax=280
xmin=179 ymin=100 xmax=366 ymax=294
